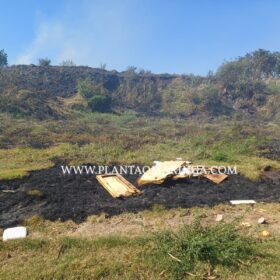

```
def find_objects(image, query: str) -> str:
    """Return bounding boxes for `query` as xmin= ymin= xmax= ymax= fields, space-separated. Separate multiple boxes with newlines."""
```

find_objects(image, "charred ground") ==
xmin=0 ymin=164 xmax=279 ymax=228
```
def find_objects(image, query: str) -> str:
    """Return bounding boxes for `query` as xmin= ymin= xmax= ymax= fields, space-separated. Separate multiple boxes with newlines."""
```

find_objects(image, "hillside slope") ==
xmin=0 ymin=50 xmax=280 ymax=120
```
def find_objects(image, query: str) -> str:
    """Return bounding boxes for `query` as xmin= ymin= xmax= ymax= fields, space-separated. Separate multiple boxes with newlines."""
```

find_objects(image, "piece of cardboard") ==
xmin=138 ymin=161 xmax=186 ymax=186
xmin=204 ymin=173 xmax=228 ymax=184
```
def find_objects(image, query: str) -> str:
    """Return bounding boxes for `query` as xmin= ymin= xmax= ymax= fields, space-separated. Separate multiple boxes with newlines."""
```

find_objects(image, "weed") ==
xmin=149 ymin=218 xmax=257 ymax=279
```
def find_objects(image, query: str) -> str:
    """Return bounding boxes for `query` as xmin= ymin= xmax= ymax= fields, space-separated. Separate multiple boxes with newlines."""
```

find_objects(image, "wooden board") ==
xmin=230 ymin=200 xmax=256 ymax=205
xmin=204 ymin=173 xmax=228 ymax=184
xmin=138 ymin=161 xmax=186 ymax=186
xmin=96 ymin=174 xmax=141 ymax=198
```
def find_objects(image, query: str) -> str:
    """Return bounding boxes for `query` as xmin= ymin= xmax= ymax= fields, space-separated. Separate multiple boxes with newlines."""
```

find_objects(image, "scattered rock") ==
xmin=261 ymin=230 xmax=271 ymax=237
xmin=257 ymin=217 xmax=266 ymax=224
xmin=215 ymin=214 xmax=223 ymax=222
xmin=3 ymin=226 xmax=27 ymax=241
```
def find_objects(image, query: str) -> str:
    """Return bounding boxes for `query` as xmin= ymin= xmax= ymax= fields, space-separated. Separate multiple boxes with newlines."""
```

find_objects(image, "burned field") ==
xmin=0 ymin=164 xmax=279 ymax=228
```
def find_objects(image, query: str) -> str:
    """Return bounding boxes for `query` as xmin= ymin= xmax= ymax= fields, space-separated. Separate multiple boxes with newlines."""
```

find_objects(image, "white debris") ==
xmin=258 ymin=217 xmax=266 ymax=224
xmin=230 ymin=200 xmax=256 ymax=205
xmin=3 ymin=226 xmax=27 ymax=241
xmin=178 ymin=166 xmax=193 ymax=176
xmin=215 ymin=214 xmax=223 ymax=222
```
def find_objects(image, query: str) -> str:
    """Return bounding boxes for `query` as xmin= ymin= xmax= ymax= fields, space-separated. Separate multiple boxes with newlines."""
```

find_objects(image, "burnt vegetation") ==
xmin=0 ymin=49 xmax=279 ymax=120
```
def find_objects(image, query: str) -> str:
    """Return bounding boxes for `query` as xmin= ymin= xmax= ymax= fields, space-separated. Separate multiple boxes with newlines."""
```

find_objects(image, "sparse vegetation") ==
xmin=77 ymin=78 xmax=111 ymax=112
xmin=60 ymin=59 xmax=75 ymax=66
xmin=0 ymin=115 xmax=279 ymax=180
xmin=1 ymin=50 xmax=280 ymax=119
xmin=38 ymin=57 xmax=51 ymax=66
xmin=0 ymin=49 xmax=8 ymax=67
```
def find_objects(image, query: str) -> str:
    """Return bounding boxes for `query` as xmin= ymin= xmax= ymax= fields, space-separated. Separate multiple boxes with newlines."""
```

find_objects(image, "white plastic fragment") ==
xmin=215 ymin=214 xmax=223 ymax=222
xmin=178 ymin=166 xmax=193 ymax=176
xmin=258 ymin=217 xmax=266 ymax=224
xmin=3 ymin=226 xmax=27 ymax=241
xmin=230 ymin=200 xmax=256 ymax=205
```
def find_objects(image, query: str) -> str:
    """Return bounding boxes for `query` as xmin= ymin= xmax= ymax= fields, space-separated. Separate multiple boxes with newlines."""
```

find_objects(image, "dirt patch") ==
xmin=260 ymin=167 xmax=280 ymax=185
xmin=0 ymin=164 xmax=280 ymax=228
xmin=260 ymin=140 xmax=280 ymax=161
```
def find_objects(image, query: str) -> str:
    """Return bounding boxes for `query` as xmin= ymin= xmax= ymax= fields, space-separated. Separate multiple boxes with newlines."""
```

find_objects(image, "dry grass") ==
xmin=25 ymin=189 xmax=43 ymax=197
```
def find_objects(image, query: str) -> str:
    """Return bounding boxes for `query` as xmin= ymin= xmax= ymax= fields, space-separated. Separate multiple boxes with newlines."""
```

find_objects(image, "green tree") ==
xmin=0 ymin=49 xmax=8 ymax=68
xmin=38 ymin=58 xmax=51 ymax=66
xmin=217 ymin=59 xmax=252 ymax=86
xmin=250 ymin=49 xmax=277 ymax=78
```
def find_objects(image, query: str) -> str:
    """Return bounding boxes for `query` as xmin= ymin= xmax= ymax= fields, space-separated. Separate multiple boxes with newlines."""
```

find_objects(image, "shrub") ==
xmin=0 ymin=49 xmax=8 ymax=67
xmin=151 ymin=219 xmax=256 ymax=279
xmin=77 ymin=78 xmax=111 ymax=112
xmin=60 ymin=60 xmax=76 ymax=66
xmin=38 ymin=58 xmax=51 ymax=66
xmin=88 ymin=94 xmax=111 ymax=112
xmin=77 ymin=78 xmax=95 ymax=99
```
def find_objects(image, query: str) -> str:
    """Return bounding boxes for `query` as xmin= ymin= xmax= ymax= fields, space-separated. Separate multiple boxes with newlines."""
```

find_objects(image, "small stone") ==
xmin=215 ymin=214 xmax=223 ymax=222
xmin=261 ymin=230 xmax=271 ymax=237
xmin=258 ymin=217 xmax=266 ymax=224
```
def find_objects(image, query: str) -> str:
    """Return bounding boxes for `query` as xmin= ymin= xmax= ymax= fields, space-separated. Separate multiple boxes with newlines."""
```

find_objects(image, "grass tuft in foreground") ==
xmin=148 ymin=218 xmax=257 ymax=279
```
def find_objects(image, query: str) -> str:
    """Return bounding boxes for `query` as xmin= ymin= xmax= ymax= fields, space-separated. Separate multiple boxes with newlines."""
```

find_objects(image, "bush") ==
xmin=88 ymin=94 xmax=111 ymax=112
xmin=151 ymin=219 xmax=256 ymax=279
xmin=201 ymin=86 xmax=226 ymax=115
xmin=38 ymin=58 xmax=51 ymax=66
xmin=77 ymin=78 xmax=95 ymax=99
xmin=77 ymin=78 xmax=111 ymax=112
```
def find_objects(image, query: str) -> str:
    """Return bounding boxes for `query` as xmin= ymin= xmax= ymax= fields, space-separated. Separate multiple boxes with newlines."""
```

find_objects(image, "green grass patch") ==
xmin=0 ymin=114 xmax=279 ymax=180
xmin=1 ymin=221 xmax=279 ymax=280
xmin=148 ymin=219 xmax=256 ymax=279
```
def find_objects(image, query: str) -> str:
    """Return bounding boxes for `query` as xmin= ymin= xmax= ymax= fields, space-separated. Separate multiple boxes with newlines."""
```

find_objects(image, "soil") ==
xmin=0 ymin=164 xmax=280 ymax=228
xmin=260 ymin=140 xmax=280 ymax=161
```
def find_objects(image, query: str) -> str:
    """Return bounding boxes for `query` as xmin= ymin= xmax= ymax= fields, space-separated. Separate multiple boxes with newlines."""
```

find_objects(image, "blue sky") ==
xmin=1 ymin=0 xmax=280 ymax=75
